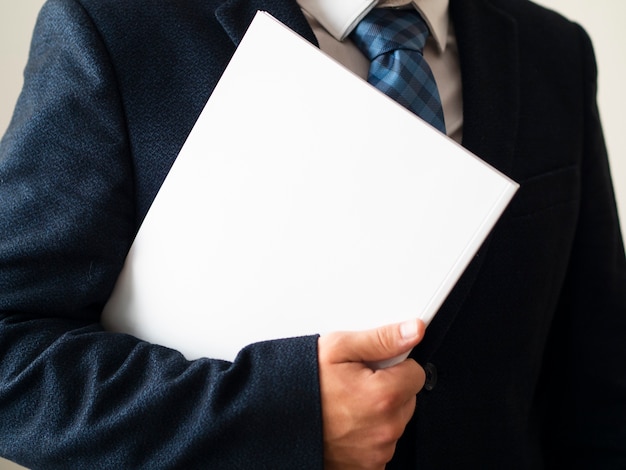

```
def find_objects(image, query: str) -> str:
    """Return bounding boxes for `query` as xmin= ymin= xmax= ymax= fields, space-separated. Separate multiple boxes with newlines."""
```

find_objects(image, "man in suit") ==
xmin=1 ymin=0 xmax=625 ymax=468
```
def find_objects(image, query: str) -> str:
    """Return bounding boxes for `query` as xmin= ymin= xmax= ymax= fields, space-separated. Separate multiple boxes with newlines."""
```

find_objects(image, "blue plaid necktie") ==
xmin=350 ymin=8 xmax=446 ymax=133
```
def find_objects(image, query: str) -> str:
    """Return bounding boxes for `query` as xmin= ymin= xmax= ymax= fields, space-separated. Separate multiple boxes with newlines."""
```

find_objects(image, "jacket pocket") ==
xmin=508 ymin=165 xmax=580 ymax=218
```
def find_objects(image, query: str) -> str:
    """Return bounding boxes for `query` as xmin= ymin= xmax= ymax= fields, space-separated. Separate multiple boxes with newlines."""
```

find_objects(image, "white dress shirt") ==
xmin=297 ymin=0 xmax=463 ymax=142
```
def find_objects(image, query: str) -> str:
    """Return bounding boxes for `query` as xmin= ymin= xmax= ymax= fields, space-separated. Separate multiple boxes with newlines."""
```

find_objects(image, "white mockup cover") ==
xmin=102 ymin=12 xmax=518 ymax=362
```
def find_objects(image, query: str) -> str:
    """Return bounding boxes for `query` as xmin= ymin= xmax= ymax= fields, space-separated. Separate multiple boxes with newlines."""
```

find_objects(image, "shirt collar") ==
xmin=297 ymin=0 xmax=449 ymax=52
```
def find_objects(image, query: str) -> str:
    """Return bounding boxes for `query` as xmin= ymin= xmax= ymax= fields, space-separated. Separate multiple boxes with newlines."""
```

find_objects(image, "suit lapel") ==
xmin=413 ymin=0 xmax=520 ymax=361
xmin=452 ymin=0 xmax=520 ymax=174
xmin=215 ymin=0 xmax=318 ymax=46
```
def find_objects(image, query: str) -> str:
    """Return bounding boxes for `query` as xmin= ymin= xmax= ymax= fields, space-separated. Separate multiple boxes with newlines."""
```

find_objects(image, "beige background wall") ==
xmin=0 ymin=1 xmax=624 ymax=469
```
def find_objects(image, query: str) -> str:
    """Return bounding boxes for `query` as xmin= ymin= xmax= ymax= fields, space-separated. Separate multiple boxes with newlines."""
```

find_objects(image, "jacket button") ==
xmin=424 ymin=363 xmax=437 ymax=391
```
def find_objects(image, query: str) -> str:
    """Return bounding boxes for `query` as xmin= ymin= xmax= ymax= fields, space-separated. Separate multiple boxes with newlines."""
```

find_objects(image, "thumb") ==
xmin=322 ymin=319 xmax=425 ymax=364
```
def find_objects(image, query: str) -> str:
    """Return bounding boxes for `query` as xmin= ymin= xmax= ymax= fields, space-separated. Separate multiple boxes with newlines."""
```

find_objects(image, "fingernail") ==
xmin=400 ymin=319 xmax=418 ymax=341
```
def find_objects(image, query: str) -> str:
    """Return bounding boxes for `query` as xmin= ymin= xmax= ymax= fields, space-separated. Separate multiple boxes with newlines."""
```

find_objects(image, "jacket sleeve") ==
xmin=0 ymin=1 xmax=323 ymax=468
xmin=538 ymin=24 xmax=626 ymax=467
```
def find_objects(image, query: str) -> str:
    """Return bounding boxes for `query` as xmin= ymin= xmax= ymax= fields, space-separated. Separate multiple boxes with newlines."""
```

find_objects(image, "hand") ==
xmin=318 ymin=319 xmax=426 ymax=470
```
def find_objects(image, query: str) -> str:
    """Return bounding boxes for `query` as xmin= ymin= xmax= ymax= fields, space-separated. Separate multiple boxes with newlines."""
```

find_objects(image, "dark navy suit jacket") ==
xmin=1 ymin=0 xmax=625 ymax=468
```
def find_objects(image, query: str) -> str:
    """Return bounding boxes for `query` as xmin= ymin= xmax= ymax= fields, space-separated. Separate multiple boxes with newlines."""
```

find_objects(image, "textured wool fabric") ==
xmin=0 ymin=0 xmax=625 ymax=468
xmin=350 ymin=8 xmax=446 ymax=133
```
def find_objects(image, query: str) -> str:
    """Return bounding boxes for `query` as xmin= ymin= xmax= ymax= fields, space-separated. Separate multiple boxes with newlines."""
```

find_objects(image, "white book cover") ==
xmin=102 ymin=11 xmax=518 ymax=362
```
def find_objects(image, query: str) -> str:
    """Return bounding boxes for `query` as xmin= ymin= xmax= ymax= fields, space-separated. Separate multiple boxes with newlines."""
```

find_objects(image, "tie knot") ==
xmin=350 ymin=8 xmax=430 ymax=61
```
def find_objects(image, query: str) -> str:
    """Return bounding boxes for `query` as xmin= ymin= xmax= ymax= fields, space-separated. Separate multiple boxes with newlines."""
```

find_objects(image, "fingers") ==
xmin=318 ymin=320 xmax=427 ymax=469
xmin=319 ymin=357 xmax=425 ymax=469
xmin=383 ymin=355 xmax=426 ymax=397
xmin=320 ymin=318 xmax=425 ymax=365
